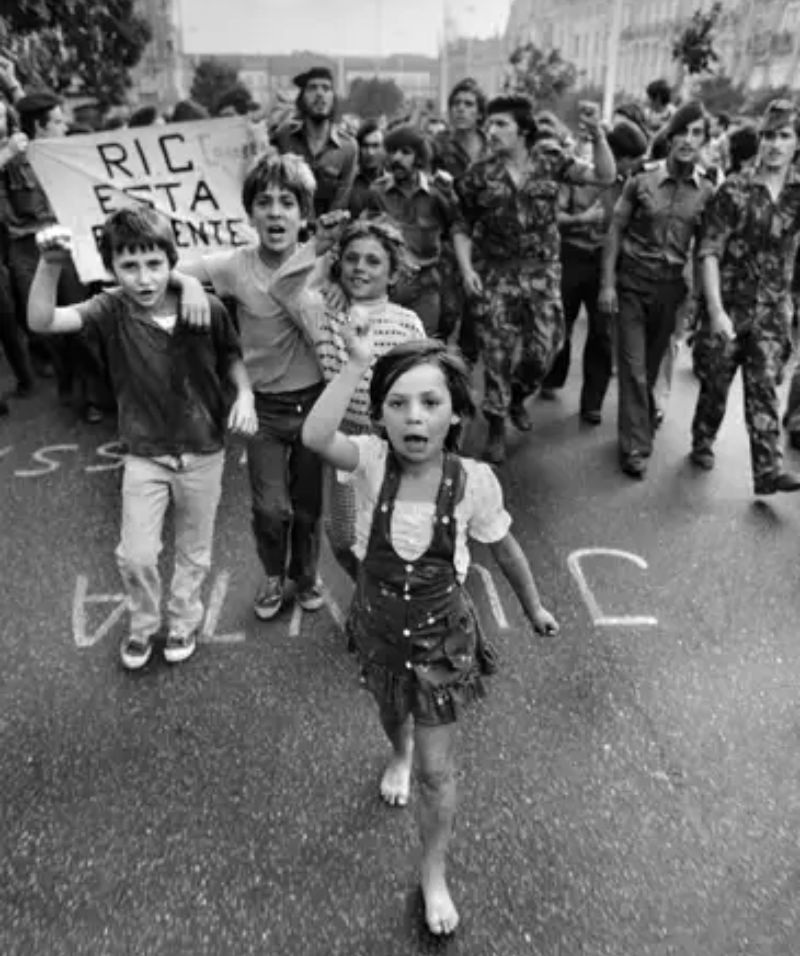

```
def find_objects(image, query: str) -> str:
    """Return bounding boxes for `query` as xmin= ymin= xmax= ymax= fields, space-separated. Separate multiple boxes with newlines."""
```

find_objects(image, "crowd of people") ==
xmin=7 ymin=56 xmax=800 ymax=938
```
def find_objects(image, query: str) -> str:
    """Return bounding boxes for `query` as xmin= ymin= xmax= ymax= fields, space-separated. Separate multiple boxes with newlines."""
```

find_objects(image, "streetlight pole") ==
xmin=603 ymin=0 xmax=625 ymax=123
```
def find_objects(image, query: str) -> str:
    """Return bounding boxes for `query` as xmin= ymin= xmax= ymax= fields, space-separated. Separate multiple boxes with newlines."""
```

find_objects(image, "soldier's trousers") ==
xmin=472 ymin=263 xmax=564 ymax=419
xmin=692 ymin=327 xmax=791 ymax=486
xmin=390 ymin=265 xmax=440 ymax=337
xmin=616 ymin=272 xmax=686 ymax=458
xmin=542 ymin=246 xmax=611 ymax=414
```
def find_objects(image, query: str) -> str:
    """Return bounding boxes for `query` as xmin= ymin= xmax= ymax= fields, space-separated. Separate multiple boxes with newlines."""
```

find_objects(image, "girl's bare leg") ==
xmin=378 ymin=711 xmax=414 ymax=807
xmin=414 ymin=721 xmax=458 ymax=935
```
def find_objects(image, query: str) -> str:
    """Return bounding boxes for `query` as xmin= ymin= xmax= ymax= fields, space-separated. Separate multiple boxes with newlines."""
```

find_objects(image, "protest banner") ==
xmin=27 ymin=116 xmax=264 ymax=283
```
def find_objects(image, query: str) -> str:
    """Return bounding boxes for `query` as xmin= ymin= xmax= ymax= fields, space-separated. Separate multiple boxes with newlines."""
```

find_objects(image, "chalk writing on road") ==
xmin=9 ymin=441 xmax=125 ymax=478
xmin=567 ymin=548 xmax=658 ymax=627
xmin=72 ymin=570 xmax=245 ymax=648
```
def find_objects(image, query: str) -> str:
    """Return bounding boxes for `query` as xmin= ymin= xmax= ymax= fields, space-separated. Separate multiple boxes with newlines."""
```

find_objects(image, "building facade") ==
xmin=129 ymin=0 xmax=191 ymax=108
xmin=503 ymin=0 xmax=800 ymax=97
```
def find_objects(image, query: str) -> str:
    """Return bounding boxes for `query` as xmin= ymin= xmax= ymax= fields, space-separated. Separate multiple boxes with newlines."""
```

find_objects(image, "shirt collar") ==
xmin=660 ymin=158 xmax=703 ymax=188
xmin=387 ymin=170 xmax=429 ymax=194
xmin=288 ymin=117 xmax=343 ymax=147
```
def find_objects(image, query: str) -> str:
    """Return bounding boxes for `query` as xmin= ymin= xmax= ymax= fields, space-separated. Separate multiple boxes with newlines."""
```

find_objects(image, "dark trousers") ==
xmin=390 ymin=266 xmax=441 ymax=338
xmin=8 ymin=235 xmax=105 ymax=406
xmin=0 ymin=259 xmax=33 ymax=388
xmin=616 ymin=270 xmax=687 ymax=458
xmin=247 ymin=384 xmax=324 ymax=586
xmin=543 ymin=246 xmax=611 ymax=413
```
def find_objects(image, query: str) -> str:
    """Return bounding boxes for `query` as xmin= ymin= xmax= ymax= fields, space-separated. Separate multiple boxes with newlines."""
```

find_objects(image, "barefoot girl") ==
xmin=302 ymin=330 xmax=559 ymax=936
xmin=302 ymin=219 xmax=425 ymax=578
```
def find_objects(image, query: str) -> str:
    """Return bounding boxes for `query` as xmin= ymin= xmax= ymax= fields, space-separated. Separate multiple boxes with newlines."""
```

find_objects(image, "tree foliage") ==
xmin=343 ymin=77 xmax=404 ymax=119
xmin=672 ymin=2 xmax=723 ymax=75
xmin=694 ymin=74 xmax=746 ymax=116
xmin=190 ymin=59 xmax=241 ymax=113
xmin=504 ymin=43 xmax=577 ymax=105
xmin=0 ymin=0 xmax=151 ymax=106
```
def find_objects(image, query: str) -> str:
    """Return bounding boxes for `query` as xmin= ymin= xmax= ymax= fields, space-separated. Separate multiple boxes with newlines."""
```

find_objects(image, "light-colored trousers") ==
xmin=115 ymin=451 xmax=224 ymax=641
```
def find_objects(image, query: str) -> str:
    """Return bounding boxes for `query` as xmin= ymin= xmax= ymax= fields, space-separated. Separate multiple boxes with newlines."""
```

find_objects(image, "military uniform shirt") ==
xmin=698 ymin=165 xmax=800 ymax=333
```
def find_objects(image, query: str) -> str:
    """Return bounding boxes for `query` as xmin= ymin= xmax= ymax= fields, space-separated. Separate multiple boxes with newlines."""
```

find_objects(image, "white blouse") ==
xmin=340 ymin=435 xmax=512 ymax=583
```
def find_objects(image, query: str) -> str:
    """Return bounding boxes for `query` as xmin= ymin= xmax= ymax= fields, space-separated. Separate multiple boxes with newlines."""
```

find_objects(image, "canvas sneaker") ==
xmin=254 ymin=576 xmax=284 ymax=621
xmin=164 ymin=629 xmax=198 ymax=664
xmin=296 ymin=580 xmax=325 ymax=612
xmin=120 ymin=633 xmax=154 ymax=671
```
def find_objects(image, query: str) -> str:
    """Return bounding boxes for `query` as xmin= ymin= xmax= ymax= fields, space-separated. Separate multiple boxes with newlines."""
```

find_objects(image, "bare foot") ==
xmin=379 ymin=753 xmax=412 ymax=807
xmin=421 ymin=866 xmax=459 ymax=935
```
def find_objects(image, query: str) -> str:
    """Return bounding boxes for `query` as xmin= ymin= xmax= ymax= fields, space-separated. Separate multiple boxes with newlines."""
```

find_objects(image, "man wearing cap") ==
xmin=541 ymin=119 xmax=649 ymax=423
xmin=0 ymin=90 xmax=104 ymax=421
xmin=272 ymin=67 xmax=357 ymax=218
xmin=599 ymin=100 xmax=714 ymax=479
xmin=360 ymin=124 xmax=457 ymax=336
xmin=689 ymin=100 xmax=800 ymax=496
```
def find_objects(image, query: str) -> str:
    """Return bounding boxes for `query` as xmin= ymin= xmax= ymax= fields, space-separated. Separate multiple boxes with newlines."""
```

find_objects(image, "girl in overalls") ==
xmin=303 ymin=331 xmax=559 ymax=937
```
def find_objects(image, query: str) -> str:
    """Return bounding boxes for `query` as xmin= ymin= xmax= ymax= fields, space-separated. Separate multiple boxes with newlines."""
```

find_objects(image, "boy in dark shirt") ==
xmin=27 ymin=207 xmax=256 ymax=670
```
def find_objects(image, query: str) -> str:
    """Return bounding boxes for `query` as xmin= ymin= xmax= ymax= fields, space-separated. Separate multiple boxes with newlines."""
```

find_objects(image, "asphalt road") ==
xmin=2 ymin=334 xmax=800 ymax=956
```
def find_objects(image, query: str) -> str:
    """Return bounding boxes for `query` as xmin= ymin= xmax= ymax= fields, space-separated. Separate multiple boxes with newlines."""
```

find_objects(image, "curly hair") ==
xmin=331 ymin=218 xmax=415 ymax=285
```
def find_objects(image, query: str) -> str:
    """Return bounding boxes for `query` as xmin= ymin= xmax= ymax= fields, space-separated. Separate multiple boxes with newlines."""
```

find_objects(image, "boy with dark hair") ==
xmin=27 ymin=207 xmax=257 ymax=670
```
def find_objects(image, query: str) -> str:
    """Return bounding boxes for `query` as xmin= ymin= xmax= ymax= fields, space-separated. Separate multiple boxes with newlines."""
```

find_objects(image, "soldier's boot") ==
xmin=754 ymin=470 xmax=800 ymax=496
xmin=483 ymin=415 xmax=507 ymax=465
xmin=509 ymin=387 xmax=533 ymax=432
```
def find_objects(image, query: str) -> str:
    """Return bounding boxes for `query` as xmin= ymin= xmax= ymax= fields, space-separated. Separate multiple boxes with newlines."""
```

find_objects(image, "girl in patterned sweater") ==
xmin=302 ymin=220 xmax=425 ymax=577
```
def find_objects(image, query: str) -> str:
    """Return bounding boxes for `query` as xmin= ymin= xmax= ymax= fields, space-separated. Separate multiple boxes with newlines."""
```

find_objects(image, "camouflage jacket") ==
xmin=698 ymin=165 xmax=800 ymax=332
xmin=453 ymin=146 xmax=594 ymax=268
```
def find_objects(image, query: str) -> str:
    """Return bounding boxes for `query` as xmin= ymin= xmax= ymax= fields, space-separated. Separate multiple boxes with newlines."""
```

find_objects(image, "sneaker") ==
xmin=164 ymin=629 xmax=197 ymax=664
xmin=120 ymin=633 xmax=154 ymax=670
xmin=296 ymin=580 xmax=325 ymax=612
xmin=254 ymin=575 xmax=284 ymax=620
xmin=689 ymin=447 xmax=715 ymax=471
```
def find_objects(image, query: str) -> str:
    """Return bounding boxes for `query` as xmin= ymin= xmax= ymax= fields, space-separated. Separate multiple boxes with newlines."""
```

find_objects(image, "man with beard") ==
xmin=272 ymin=67 xmax=357 ymax=218
xmin=599 ymin=101 xmax=714 ymax=479
xmin=690 ymin=101 xmax=800 ymax=496
xmin=453 ymin=95 xmax=615 ymax=464
xmin=348 ymin=119 xmax=386 ymax=218
xmin=361 ymin=125 xmax=457 ymax=336
xmin=431 ymin=77 xmax=491 ymax=350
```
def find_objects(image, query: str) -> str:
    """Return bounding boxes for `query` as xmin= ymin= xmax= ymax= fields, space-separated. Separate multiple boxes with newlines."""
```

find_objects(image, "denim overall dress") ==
xmin=346 ymin=449 xmax=488 ymax=726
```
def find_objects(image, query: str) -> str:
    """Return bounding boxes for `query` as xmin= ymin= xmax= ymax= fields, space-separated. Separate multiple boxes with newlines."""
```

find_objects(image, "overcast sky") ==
xmin=179 ymin=0 xmax=510 ymax=58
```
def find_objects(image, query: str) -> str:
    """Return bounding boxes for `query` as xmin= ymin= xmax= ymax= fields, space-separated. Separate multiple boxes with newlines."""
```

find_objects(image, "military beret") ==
xmin=607 ymin=119 xmax=648 ymax=159
xmin=293 ymin=66 xmax=334 ymax=89
xmin=16 ymin=91 xmax=60 ymax=114
xmin=761 ymin=98 xmax=798 ymax=134
xmin=664 ymin=100 xmax=707 ymax=140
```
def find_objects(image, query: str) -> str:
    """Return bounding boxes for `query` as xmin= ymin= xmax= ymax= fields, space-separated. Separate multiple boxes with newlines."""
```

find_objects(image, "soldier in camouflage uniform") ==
xmin=453 ymin=94 xmax=615 ymax=463
xmin=690 ymin=100 xmax=800 ymax=495
xmin=431 ymin=78 xmax=491 ymax=351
